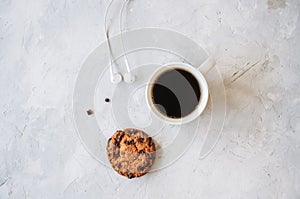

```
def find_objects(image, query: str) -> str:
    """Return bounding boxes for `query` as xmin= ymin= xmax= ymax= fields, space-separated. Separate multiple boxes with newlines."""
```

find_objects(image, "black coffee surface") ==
xmin=151 ymin=68 xmax=201 ymax=119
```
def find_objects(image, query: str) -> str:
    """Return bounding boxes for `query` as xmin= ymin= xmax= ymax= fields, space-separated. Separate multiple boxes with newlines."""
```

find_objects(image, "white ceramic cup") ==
xmin=146 ymin=58 xmax=216 ymax=125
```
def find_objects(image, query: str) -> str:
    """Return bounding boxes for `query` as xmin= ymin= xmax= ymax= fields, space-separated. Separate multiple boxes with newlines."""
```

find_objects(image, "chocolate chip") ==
xmin=86 ymin=109 xmax=94 ymax=115
xmin=116 ymin=132 xmax=125 ymax=142
xmin=139 ymin=150 xmax=145 ymax=154
xmin=114 ymin=141 xmax=120 ymax=147
xmin=138 ymin=138 xmax=144 ymax=143
xmin=138 ymin=166 xmax=145 ymax=171
xmin=124 ymin=140 xmax=135 ymax=145
xmin=148 ymin=137 xmax=153 ymax=147
xmin=125 ymin=141 xmax=130 ymax=145
xmin=128 ymin=173 xmax=134 ymax=179
xmin=129 ymin=140 xmax=135 ymax=145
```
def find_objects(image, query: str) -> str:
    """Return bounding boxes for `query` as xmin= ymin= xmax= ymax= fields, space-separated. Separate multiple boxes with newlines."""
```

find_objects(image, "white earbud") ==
xmin=111 ymin=73 xmax=123 ymax=84
xmin=123 ymin=72 xmax=135 ymax=84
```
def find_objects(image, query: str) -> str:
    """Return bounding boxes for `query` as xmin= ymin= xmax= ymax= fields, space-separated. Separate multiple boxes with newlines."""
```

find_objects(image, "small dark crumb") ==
xmin=127 ymin=173 xmax=134 ymax=179
xmin=138 ymin=138 xmax=144 ymax=143
xmin=105 ymin=98 xmax=110 ymax=103
xmin=86 ymin=109 xmax=94 ymax=115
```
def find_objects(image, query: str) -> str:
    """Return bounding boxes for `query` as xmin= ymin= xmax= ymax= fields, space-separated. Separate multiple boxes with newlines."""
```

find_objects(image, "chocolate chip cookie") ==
xmin=106 ymin=128 xmax=156 ymax=179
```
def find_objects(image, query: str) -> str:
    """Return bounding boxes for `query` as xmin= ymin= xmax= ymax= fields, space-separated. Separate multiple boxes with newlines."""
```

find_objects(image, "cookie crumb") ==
xmin=86 ymin=109 xmax=94 ymax=115
xmin=105 ymin=98 xmax=110 ymax=103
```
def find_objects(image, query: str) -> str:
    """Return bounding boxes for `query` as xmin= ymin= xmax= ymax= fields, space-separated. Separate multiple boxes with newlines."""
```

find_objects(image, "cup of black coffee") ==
xmin=146 ymin=59 xmax=215 ymax=125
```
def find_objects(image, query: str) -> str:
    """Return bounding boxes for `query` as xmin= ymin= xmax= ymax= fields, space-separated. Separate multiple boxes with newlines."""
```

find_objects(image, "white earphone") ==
xmin=111 ymin=72 xmax=123 ymax=84
xmin=123 ymin=72 xmax=135 ymax=83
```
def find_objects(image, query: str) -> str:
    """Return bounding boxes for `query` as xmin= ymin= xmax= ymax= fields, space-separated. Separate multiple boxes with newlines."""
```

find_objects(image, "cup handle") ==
xmin=197 ymin=58 xmax=216 ymax=75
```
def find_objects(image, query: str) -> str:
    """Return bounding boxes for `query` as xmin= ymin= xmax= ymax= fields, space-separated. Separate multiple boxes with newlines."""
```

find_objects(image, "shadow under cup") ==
xmin=147 ymin=64 xmax=209 ymax=125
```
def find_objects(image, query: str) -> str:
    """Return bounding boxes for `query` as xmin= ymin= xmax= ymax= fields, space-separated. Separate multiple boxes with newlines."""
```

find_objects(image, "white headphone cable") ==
xmin=104 ymin=0 xmax=135 ymax=84
xmin=104 ymin=0 xmax=122 ymax=84
xmin=120 ymin=0 xmax=135 ymax=83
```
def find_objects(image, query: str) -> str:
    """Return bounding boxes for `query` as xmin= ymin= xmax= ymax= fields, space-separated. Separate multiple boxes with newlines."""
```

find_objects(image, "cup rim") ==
xmin=146 ymin=62 xmax=209 ymax=125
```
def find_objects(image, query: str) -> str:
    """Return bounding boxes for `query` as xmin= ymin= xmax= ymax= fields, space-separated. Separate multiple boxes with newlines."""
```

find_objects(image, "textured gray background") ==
xmin=1 ymin=0 xmax=300 ymax=198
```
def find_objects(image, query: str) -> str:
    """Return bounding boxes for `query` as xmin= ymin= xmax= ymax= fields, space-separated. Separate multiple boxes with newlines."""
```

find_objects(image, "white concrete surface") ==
xmin=0 ymin=0 xmax=300 ymax=198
